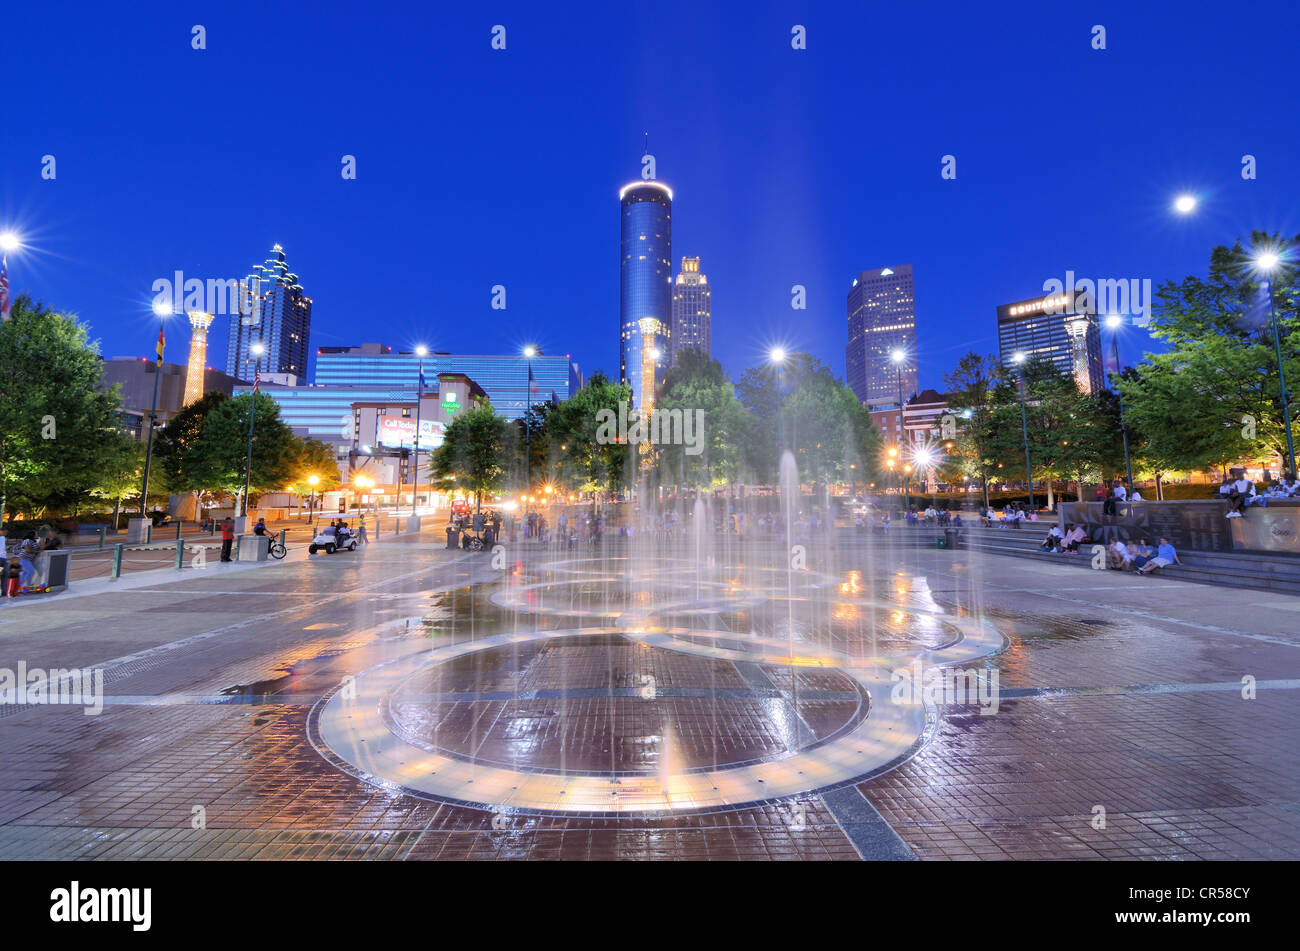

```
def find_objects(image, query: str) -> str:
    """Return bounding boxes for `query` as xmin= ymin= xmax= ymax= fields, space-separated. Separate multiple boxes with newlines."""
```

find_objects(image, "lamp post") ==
xmin=0 ymin=230 xmax=20 ymax=323
xmin=523 ymin=346 xmax=537 ymax=521
xmin=1104 ymin=315 xmax=1135 ymax=493
xmin=413 ymin=345 xmax=428 ymax=517
xmin=1012 ymin=352 xmax=1035 ymax=512
xmin=307 ymin=474 xmax=319 ymax=523
xmin=890 ymin=348 xmax=909 ymax=514
xmin=1257 ymin=251 xmax=1296 ymax=478
xmin=241 ymin=341 xmax=266 ymax=522
xmin=769 ymin=347 xmax=787 ymax=456
xmin=139 ymin=299 xmax=172 ymax=520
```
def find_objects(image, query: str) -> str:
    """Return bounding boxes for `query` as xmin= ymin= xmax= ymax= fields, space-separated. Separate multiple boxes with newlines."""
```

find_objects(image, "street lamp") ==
xmin=1256 ymin=250 xmax=1296 ymax=477
xmin=307 ymin=474 xmax=319 ymax=523
xmin=1012 ymin=352 xmax=1035 ymax=512
xmin=241 ymin=341 xmax=266 ymax=521
xmin=412 ymin=345 xmax=428 ymax=517
xmin=890 ymin=348 xmax=910 ymax=513
xmin=1105 ymin=315 xmax=1135 ymax=494
xmin=1173 ymin=194 xmax=1197 ymax=215
xmin=0 ymin=231 xmax=20 ymax=323
xmin=523 ymin=345 xmax=537 ymax=520
xmin=769 ymin=347 xmax=787 ymax=457
xmin=139 ymin=299 xmax=172 ymax=520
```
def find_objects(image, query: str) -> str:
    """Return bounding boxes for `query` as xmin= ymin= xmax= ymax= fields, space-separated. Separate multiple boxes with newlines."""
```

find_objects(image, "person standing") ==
xmin=0 ymin=526 xmax=9 ymax=598
xmin=219 ymin=516 xmax=235 ymax=562
xmin=16 ymin=532 xmax=40 ymax=589
xmin=357 ymin=514 xmax=369 ymax=544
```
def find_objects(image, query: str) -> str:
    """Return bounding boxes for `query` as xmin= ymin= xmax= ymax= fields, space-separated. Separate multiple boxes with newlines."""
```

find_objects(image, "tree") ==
xmin=431 ymin=400 xmax=516 ymax=513
xmin=654 ymin=351 xmax=757 ymax=489
xmin=289 ymin=437 xmax=342 ymax=494
xmin=186 ymin=392 xmax=296 ymax=510
xmin=0 ymin=296 xmax=128 ymax=522
xmin=540 ymin=372 xmax=634 ymax=498
xmin=1118 ymin=231 xmax=1300 ymax=478
xmin=156 ymin=391 xmax=228 ymax=493
xmin=943 ymin=352 xmax=1007 ymax=506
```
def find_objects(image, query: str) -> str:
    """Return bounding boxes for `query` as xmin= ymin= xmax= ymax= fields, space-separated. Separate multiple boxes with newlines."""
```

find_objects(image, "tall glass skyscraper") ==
xmin=225 ymin=244 xmax=313 ymax=383
xmin=997 ymin=290 xmax=1104 ymax=394
xmin=671 ymin=256 xmax=711 ymax=363
xmin=846 ymin=264 xmax=917 ymax=409
xmin=619 ymin=181 xmax=672 ymax=412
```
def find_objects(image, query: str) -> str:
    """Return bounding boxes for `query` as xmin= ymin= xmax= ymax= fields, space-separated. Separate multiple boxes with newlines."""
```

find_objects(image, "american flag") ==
xmin=253 ymin=367 xmax=260 ymax=394
xmin=0 ymin=256 xmax=10 ymax=322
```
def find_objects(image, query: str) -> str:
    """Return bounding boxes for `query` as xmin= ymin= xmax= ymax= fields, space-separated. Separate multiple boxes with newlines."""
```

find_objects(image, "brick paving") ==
xmin=1 ymin=527 xmax=1297 ymax=859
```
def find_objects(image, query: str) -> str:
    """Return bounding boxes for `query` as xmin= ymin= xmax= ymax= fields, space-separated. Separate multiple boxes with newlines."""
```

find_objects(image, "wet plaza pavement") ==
xmin=1 ymin=526 xmax=1298 ymax=860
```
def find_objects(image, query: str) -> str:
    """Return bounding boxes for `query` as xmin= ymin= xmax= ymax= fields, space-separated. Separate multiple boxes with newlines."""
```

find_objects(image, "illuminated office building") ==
xmin=997 ymin=290 xmax=1104 ymax=394
xmin=619 ymin=180 xmax=673 ymax=412
xmin=846 ymin=264 xmax=917 ymax=409
xmin=225 ymin=244 xmax=313 ymax=382
xmin=671 ymin=256 xmax=711 ymax=363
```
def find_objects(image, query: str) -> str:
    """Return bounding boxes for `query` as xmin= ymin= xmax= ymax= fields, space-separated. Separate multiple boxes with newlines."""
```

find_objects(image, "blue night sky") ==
xmin=4 ymin=0 xmax=1299 ymax=391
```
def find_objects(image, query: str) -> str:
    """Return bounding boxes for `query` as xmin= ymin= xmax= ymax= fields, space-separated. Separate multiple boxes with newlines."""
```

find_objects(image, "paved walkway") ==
xmin=0 ymin=528 xmax=1296 ymax=860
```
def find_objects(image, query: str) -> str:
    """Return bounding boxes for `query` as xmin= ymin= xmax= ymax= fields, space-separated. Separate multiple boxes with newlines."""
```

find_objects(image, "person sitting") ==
xmin=1062 ymin=524 xmax=1087 ymax=552
xmin=1039 ymin=524 xmax=1063 ymax=552
xmin=1137 ymin=537 xmax=1182 ymax=574
xmin=253 ymin=518 xmax=268 ymax=536
xmin=1226 ymin=475 xmax=1256 ymax=518
xmin=1279 ymin=473 xmax=1299 ymax=497
xmin=1130 ymin=538 xmax=1157 ymax=571
xmin=952 ymin=513 xmax=963 ymax=527
xmin=1107 ymin=538 xmax=1133 ymax=570
xmin=1103 ymin=482 xmax=1121 ymax=516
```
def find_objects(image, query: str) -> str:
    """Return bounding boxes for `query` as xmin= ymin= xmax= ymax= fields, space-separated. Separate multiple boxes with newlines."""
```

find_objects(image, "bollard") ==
xmin=235 ymin=535 xmax=243 ymax=560
xmin=146 ymin=523 xmax=153 ymax=545
xmin=176 ymin=523 xmax=182 ymax=540
xmin=111 ymin=543 xmax=124 ymax=580
xmin=175 ymin=537 xmax=185 ymax=570
xmin=395 ymin=518 xmax=401 ymax=535
xmin=278 ymin=529 xmax=286 ymax=547
xmin=98 ymin=526 xmax=106 ymax=549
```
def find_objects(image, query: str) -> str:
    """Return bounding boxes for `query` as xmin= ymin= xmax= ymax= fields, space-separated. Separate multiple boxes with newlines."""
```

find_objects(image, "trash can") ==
xmin=445 ymin=526 xmax=460 ymax=550
xmin=936 ymin=535 xmax=947 ymax=549
xmin=943 ymin=528 xmax=960 ymax=550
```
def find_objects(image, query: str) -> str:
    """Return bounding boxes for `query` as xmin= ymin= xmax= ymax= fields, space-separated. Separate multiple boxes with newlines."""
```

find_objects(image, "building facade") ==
xmin=313 ymin=345 xmax=580 ymax=419
xmin=997 ymin=289 xmax=1104 ymax=394
xmin=100 ymin=357 xmax=243 ymax=440
xmin=225 ymin=244 xmax=313 ymax=383
xmin=671 ymin=256 xmax=711 ymax=363
xmin=619 ymin=181 xmax=673 ymax=412
xmin=846 ymin=264 xmax=917 ymax=409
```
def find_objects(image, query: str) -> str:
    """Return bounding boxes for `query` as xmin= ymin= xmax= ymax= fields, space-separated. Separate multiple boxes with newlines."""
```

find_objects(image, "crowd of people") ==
xmin=1218 ymin=472 xmax=1299 ymax=517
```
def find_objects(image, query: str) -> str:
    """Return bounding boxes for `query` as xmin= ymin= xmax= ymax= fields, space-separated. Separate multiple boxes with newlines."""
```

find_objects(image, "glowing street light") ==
xmin=0 ymin=232 xmax=19 ymax=253
xmin=138 ymin=300 xmax=174 ymax=521
xmin=1173 ymin=194 xmax=1197 ymax=215
xmin=1010 ymin=352 xmax=1035 ymax=512
xmin=523 ymin=345 xmax=538 ymax=517
xmin=1255 ymin=249 xmax=1295 ymax=476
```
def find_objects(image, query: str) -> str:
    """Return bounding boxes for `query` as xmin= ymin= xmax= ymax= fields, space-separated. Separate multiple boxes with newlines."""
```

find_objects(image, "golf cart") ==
xmin=308 ymin=525 xmax=357 ymax=554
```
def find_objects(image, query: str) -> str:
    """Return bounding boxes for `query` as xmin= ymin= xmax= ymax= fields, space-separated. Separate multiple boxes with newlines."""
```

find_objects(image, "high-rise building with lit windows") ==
xmin=996 ymin=289 xmax=1104 ymax=394
xmin=846 ymin=264 xmax=917 ymax=409
xmin=225 ymin=244 xmax=313 ymax=383
xmin=619 ymin=181 xmax=672 ymax=412
xmin=671 ymin=256 xmax=711 ymax=363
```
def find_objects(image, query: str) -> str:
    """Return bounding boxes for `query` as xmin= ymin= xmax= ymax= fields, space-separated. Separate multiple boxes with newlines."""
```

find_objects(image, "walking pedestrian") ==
xmin=219 ymin=516 xmax=235 ymax=562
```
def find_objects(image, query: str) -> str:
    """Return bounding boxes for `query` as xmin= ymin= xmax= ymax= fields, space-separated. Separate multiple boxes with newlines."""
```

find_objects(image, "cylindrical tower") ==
xmin=619 ymin=180 xmax=672 ymax=413
xmin=184 ymin=310 xmax=216 ymax=406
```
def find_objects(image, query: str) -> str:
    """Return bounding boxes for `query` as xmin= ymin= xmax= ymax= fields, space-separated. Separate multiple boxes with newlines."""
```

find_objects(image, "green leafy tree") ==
xmin=1118 ymin=231 xmax=1300 ymax=479
xmin=289 ymin=437 xmax=343 ymax=493
xmin=187 ymin=392 xmax=296 ymax=510
xmin=654 ymin=351 xmax=758 ymax=489
xmin=0 ymin=296 xmax=128 ymax=522
xmin=540 ymin=372 xmax=634 ymax=497
xmin=432 ymin=400 xmax=516 ymax=513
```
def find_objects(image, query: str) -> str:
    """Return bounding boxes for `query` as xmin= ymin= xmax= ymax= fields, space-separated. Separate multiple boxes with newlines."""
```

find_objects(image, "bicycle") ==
xmin=268 ymin=537 xmax=287 ymax=559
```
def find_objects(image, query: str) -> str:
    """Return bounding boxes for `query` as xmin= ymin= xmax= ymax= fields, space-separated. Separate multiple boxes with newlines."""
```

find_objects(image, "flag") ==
xmin=253 ymin=368 xmax=260 ymax=394
xmin=418 ymin=367 xmax=427 ymax=396
xmin=155 ymin=326 xmax=165 ymax=365
xmin=0 ymin=256 xmax=10 ymax=322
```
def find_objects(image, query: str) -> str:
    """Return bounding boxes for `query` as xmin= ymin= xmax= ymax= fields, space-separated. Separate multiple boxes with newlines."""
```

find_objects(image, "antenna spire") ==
xmin=643 ymin=132 xmax=649 ymax=155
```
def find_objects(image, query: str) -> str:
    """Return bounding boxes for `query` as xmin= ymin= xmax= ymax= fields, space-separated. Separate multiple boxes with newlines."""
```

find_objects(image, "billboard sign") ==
xmin=377 ymin=416 xmax=444 ymax=451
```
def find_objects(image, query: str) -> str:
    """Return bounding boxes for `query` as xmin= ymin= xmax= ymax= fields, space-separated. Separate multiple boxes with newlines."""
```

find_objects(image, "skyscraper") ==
xmin=183 ymin=310 xmax=215 ymax=406
xmin=225 ymin=244 xmax=313 ymax=383
xmin=846 ymin=264 xmax=917 ymax=408
xmin=619 ymin=180 xmax=672 ymax=412
xmin=671 ymin=256 xmax=711 ymax=363
xmin=997 ymin=290 xmax=1104 ymax=394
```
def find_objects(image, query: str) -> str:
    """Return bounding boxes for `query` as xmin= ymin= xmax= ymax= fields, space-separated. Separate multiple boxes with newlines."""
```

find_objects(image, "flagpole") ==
xmin=140 ymin=308 xmax=168 ymax=518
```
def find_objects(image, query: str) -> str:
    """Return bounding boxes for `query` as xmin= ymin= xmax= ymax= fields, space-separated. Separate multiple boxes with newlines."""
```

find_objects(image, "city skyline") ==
xmin=2 ymin=3 xmax=1297 ymax=398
